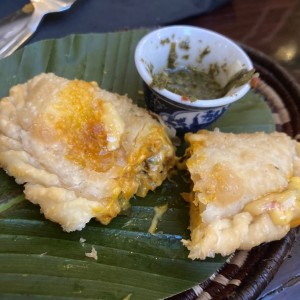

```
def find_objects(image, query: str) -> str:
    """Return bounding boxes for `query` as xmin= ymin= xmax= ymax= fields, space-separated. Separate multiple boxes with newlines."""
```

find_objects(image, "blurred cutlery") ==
xmin=0 ymin=0 xmax=77 ymax=59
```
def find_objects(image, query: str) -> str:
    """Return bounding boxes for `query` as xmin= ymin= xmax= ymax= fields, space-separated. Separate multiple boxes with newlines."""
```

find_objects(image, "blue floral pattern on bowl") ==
xmin=160 ymin=107 xmax=228 ymax=132
xmin=144 ymin=83 xmax=229 ymax=133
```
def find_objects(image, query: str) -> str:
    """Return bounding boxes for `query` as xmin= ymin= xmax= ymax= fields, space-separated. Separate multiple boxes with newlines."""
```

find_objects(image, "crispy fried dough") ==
xmin=0 ymin=73 xmax=176 ymax=231
xmin=182 ymin=129 xmax=300 ymax=259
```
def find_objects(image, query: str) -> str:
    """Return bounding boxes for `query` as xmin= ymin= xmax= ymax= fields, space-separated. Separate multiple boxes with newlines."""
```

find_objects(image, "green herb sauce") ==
xmin=158 ymin=67 xmax=224 ymax=100
xmin=151 ymin=71 xmax=169 ymax=90
xmin=150 ymin=39 xmax=254 ymax=101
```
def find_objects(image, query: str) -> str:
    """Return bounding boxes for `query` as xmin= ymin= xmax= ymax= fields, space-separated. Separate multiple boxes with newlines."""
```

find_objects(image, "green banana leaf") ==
xmin=0 ymin=30 xmax=275 ymax=299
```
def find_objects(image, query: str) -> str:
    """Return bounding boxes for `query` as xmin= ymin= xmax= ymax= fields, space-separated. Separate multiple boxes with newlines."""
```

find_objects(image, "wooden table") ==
xmin=181 ymin=1 xmax=300 ymax=298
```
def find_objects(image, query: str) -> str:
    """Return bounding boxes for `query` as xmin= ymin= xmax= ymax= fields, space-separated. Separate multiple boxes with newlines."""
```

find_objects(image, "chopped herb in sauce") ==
xmin=152 ymin=67 xmax=224 ymax=101
xmin=160 ymin=38 xmax=170 ymax=45
xmin=179 ymin=40 xmax=190 ymax=50
xmin=147 ymin=62 xmax=154 ymax=74
xmin=166 ymin=67 xmax=224 ymax=100
xmin=167 ymin=42 xmax=177 ymax=68
xmin=221 ymin=63 xmax=228 ymax=73
xmin=198 ymin=46 xmax=211 ymax=63
xmin=150 ymin=38 xmax=255 ymax=101
xmin=208 ymin=63 xmax=220 ymax=77
xmin=223 ymin=68 xmax=256 ymax=91
xmin=151 ymin=71 xmax=169 ymax=90
xmin=151 ymin=66 xmax=256 ymax=101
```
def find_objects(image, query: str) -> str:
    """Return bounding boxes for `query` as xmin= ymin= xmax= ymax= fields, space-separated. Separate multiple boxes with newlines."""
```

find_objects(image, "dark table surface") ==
xmin=0 ymin=0 xmax=299 ymax=299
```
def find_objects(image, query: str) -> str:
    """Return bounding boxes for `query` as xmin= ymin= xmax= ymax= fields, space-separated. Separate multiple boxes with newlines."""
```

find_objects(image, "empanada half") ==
xmin=182 ymin=129 xmax=300 ymax=259
xmin=0 ymin=73 xmax=176 ymax=231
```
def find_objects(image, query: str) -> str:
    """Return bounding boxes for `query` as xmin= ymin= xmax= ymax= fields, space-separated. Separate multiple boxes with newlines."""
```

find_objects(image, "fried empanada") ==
xmin=0 ymin=73 xmax=176 ymax=231
xmin=182 ymin=129 xmax=300 ymax=259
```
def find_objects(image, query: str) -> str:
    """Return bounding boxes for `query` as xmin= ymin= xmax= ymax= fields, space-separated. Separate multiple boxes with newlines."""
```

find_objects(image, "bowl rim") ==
xmin=134 ymin=25 xmax=253 ymax=108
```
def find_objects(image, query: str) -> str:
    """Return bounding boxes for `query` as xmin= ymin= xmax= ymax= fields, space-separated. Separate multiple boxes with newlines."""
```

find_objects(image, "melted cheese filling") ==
xmin=148 ymin=203 xmax=168 ymax=234
xmin=244 ymin=177 xmax=300 ymax=227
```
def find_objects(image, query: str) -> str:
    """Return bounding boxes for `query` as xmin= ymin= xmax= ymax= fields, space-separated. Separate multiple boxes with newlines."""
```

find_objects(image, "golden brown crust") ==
xmin=183 ymin=129 xmax=300 ymax=259
xmin=0 ymin=73 xmax=176 ymax=231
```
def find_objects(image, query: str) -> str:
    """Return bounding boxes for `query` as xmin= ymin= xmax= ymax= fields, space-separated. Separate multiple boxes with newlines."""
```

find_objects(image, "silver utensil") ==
xmin=0 ymin=0 xmax=77 ymax=59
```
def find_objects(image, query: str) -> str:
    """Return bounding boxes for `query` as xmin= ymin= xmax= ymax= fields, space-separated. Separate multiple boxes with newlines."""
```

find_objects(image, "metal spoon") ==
xmin=0 ymin=0 xmax=77 ymax=59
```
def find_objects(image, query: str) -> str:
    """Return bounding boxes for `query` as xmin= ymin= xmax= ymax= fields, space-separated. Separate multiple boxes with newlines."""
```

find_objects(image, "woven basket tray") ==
xmin=168 ymin=45 xmax=300 ymax=300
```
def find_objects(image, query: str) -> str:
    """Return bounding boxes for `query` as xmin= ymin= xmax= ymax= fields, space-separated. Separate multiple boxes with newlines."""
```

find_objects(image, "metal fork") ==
xmin=0 ymin=0 xmax=77 ymax=59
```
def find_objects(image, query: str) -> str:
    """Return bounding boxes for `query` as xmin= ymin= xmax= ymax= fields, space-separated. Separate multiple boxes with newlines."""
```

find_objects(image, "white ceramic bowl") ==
xmin=135 ymin=25 xmax=253 ymax=133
